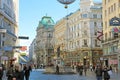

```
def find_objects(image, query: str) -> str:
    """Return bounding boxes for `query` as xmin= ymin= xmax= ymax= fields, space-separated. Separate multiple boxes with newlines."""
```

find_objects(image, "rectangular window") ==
xmin=77 ymin=41 xmax=79 ymax=46
xmin=105 ymin=10 xmax=107 ymax=16
xmin=94 ymin=22 xmax=97 ymax=26
xmin=105 ymin=21 xmax=107 ymax=29
xmin=2 ymin=41 xmax=4 ymax=46
xmin=82 ymin=14 xmax=87 ymax=18
xmin=84 ymin=39 xmax=87 ymax=45
xmin=94 ymin=31 xmax=97 ymax=36
xmin=109 ymin=31 xmax=111 ymax=38
xmin=114 ymin=3 xmax=116 ymax=11
xmin=108 ymin=7 xmax=110 ymax=14
xmin=111 ymin=5 xmax=113 ymax=12
xmin=101 ymin=15 xmax=102 ymax=19
xmin=2 ymin=33 xmax=5 ymax=37
xmin=93 ymin=14 xmax=97 ymax=18
xmin=95 ymin=40 xmax=97 ymax=46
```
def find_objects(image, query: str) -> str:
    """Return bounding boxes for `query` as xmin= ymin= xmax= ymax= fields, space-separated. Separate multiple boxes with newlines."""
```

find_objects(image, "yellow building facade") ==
xmin=102 ymin=0 xmax=120 ymax=71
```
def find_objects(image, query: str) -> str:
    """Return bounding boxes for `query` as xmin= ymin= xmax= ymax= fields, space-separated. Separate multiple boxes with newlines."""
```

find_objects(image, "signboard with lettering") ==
xmin=109 ymin=16 xmax=120 ymax=26
xmin=0 ymin=29 xmax=6 ymax=33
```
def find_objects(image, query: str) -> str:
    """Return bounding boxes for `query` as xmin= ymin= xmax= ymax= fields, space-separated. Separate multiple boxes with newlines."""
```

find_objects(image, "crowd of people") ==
xmin=0 ymin=64 xmax=32 ymax=80
xmin=76 ymin=64 xmax=113 ymax=80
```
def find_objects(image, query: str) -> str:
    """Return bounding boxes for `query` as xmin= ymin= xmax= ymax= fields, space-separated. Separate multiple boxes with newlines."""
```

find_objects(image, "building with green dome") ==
xmin=35 ymin=16 xmax=55 ymax=67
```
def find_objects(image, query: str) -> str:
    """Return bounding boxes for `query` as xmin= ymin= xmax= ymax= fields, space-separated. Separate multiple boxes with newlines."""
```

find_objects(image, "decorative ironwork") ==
xmin=57 ymin=0 xmax=76 ymax=8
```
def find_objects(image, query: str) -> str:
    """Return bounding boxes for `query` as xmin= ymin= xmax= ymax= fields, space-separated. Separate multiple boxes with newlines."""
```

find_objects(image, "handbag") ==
xmin=108 ymin=70 xmax=112 ymax=75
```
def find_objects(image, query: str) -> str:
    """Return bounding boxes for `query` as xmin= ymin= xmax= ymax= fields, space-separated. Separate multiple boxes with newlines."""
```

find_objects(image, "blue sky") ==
xmin=19 ymin=0 xmax=102 ymax=47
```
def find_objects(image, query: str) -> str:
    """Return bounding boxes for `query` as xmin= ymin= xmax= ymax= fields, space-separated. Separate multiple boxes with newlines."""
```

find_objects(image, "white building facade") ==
xmin=29 ymin=39 xmax=36 ymax=65
xmin=53 ymin=0 xmax=103 ymax=67
xmin=0 ymin=0 xmax=19 ymax=67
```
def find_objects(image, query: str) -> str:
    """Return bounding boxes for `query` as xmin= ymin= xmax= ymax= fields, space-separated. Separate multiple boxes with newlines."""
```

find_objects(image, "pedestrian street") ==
xmin=29 ymin=69 xmax=120 ymax=80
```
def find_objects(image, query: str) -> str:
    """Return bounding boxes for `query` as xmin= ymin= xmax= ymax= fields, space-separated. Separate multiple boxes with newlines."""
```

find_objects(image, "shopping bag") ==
xmin=108 ymin=70 xmax=112 ymax=75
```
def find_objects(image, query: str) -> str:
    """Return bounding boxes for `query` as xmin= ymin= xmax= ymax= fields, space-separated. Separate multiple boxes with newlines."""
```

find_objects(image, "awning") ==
xmin=1 ymin=56 xmax=8 ymax=60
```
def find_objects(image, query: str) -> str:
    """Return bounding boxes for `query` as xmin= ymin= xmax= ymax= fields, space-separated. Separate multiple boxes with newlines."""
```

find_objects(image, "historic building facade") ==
xmin=54 ymin=0 xmax=103 ymax=67
xmin=54 ymin=18 xmax=66 ymax=66
xmin=102 ymin=0 xmax=120 ymax=71
xmin=29 ymin=39 xmax=36 ymax=64
xmin=35 ymin=16 xmax=54 ymax=67
xmin=0 ymin=0 xmax=19 ymax=67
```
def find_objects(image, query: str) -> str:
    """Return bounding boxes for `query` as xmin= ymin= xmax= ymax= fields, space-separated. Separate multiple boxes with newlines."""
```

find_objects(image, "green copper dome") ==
xmin=38 ymin=16 xmax=55 ymax=28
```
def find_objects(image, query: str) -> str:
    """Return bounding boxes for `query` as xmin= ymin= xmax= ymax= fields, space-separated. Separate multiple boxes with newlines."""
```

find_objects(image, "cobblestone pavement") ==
xmin=30 ymin=69 xmax=120 ymax=80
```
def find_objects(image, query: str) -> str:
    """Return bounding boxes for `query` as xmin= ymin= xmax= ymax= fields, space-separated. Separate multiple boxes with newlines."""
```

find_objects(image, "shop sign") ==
xmin=1 ymin=56 xmax=8 ymax=60
xmin=109 ymin=16 xmax=120 ymax=26
xmin=109 ymin=60 xmax=118 ymax=64
xmin=0 ymin=29 xmax=6 ymax=33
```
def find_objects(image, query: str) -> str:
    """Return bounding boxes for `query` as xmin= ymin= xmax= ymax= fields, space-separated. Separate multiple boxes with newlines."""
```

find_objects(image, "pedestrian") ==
xmin=103 ymin=67 xmax=110 ymax=80
xmin=93 ymin=65 xmax=95 ymax=71
xmin=24 ymin=66 xmax=31 ymax=80
xmin=78 ymin=64 xmax=83 ymax=76
xmin=90 ymin=65 xmax=93 ymax=71
xmin=13 ymin=64 xmax=24 ymax=80
xmin=83 ymin=65 xmax=87 ymax=76
xmin=95 ymin=66 xmax=103 ymax=80
xmin=109 ymin=66 xmax=112 ymax=71
xmin=56 ymin=65 xmax=59 ymax=74
xmin=6 ymin=65 xmax=14 ymax=80
xmin=0 ymin=67 xmax=3 ymax=80
xmin=28 ymin=65 xmax=32 ymax=72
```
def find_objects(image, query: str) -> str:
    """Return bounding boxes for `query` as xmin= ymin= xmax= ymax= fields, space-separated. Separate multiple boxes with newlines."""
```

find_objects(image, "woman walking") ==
xmin=103 ymin=67 xmax=110 ymax=80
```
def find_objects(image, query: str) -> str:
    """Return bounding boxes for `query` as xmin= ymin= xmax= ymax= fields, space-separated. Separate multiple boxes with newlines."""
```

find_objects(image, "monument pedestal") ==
xmin=56 ymin=57 xmax=61 ymax=65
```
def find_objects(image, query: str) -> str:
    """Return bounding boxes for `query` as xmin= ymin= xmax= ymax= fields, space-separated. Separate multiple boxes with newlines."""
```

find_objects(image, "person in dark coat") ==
xmin=103 ymin=67 xmax=110 ymax=80
xmin=24 ymin=66 xmax=31 ymax=80
xmin=95 ymin=66 xmax=103 ymax=80
xmin=0 ymin=67 xmax=3 ymax=80
xmin=77 ymin=64 xmax=83 ymax=75
xmin=6 ymin=65 xmax=14 ymax=80
xmin=56 ymin=65 xmax=59 ymax=74
xmin=83 ymin=65 xmax=87 ymax=76
xmin=28 ymin=65 xmax=32 ymax=72
xmin=13 ymin=65 xmax=24 ymax=80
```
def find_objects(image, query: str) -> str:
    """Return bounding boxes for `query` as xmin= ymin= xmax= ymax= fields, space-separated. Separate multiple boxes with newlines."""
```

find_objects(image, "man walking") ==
xmin=95 ymin=65 xmax=103 ymax=80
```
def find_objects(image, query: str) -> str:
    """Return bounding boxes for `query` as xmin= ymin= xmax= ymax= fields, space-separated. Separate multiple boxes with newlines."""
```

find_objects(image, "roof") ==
xmin=38 ymin=16 xmax=55 ymax=28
